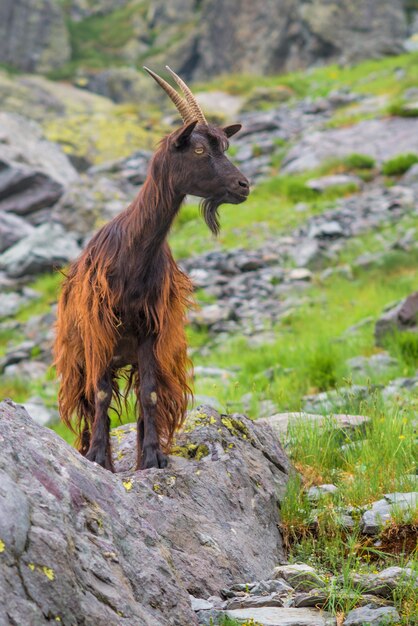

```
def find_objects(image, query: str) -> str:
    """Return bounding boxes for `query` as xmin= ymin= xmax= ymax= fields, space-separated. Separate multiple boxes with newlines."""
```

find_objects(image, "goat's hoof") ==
xmin=140 ymin=447 xmax=168 ymax=470
xmin=86 ymin=449 xmax=115 ymax=472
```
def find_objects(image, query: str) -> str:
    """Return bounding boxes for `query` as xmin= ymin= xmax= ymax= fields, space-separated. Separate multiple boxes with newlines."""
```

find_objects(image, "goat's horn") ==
xmin=143 ymin=66 xmax=196 ymax=124
xmin=165 ymin=65 xmax=207 ymax=125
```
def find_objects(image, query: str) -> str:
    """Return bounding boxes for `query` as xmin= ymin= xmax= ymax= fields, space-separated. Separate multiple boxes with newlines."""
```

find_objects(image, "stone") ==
xmin=273 ymin=564 xmax=326 ymax=592
xmin=85 ymin=68 xmax=149 ymax=103
xmin=282 ymin=118 xmax=418 ymax=174
xmin=303 ymin=385 xmax=372 ymax=414
xmin=0 ymin=223 xmax=81 ymax=278
xmin=288 ymin=268 xmax=313 ymax=282
xmin=307 ymin=175 xmax=361 ymax=192
xmin=189 ymin=304 xmax=235 ymax=328
xmin=291 ymin=590 xmax=329 ymax=608
xmin=190 ymin=596 xmax=213 ymax=611
xmin=0 ymin=113 xmax=77 ymax=223
xmin=0 ymin=401 xmax=290 ymax=625
xmin=226 ymin=592 xmax=285 ymax=610
xmin=0 ymin=290 xmax=39 ymax=319
xmin=225 ymin=606 xmax=336 ymax=625
xmin=375 ymin=292 xmax=418 ymax=345
xmin=0 ymin=212 xmax=35 ymax=253
xmin=347 ymin=354 xmax=398 ymax=376
xmin=343 ymin=605 xmax=400 ymax=625
xmin=307 ymin=485 xmax=338 ymax=501
xmin=361 ymin=494 xmax=418 ymax=535
xmin=258 ymin=412 xmax=369 ymax=438
xmin=402 ymin=162 xmax=418 ymax=185
xmin=0 ymin=0 xmax=71 ymax=73
xmin=21 ymin=398 xmax=55 ymax=426
xmin=3 ymin=361 xmax=48 ymax=381
xmin=195 ymin=91 xmax=244 ymax=119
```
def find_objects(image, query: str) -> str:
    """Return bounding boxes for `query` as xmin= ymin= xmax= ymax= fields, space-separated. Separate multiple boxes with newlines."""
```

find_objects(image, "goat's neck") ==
xmin=127 ymin=175 xmax=184 ymax=258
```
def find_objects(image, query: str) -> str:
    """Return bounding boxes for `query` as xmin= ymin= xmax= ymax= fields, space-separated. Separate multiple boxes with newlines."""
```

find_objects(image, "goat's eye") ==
xmin=194 ymin=146 xmax=204 ymax=154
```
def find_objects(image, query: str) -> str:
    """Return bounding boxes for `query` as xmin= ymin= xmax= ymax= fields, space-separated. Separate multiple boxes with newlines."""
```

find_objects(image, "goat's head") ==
xmin=145 ymin=66 xmax=250 ymax=235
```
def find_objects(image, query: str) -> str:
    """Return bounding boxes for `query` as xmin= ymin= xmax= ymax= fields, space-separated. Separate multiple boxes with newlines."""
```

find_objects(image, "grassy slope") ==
xmin=0 ymin=51 xmax=417 ymax=623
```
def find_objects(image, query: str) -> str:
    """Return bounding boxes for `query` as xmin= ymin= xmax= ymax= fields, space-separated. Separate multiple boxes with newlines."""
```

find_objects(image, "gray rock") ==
xmin=0 ymin=290 xmax=39 ymax=319
xmin=3 ymin=360 xmax=48 ymax=381
xmin=303 ymin=385 xmax=372 ymax=414
xmin=0 ymin=0 xmax=70 ymax=73
xmin=347 ymin=353 xmax=398 ymax=376
xmin=0 ymin=223 xmax=80 ymax=278
xmin=258 ymin=412 xmax=369 ymax=438
xmin=273 ymin=564 xmax=326 ymax=592
xmin=0 ymin=212 xmax=35 ymax=253
xmin=190 ymin=596 xmax=213 ymax=611
xmin=291 ymin=590 xmax=329 ymax=608
xmin=375 ymin=292 xmax=418 ymax=345
xmin=189 ymin=304 xmax=235 ymax=328
xmin=0 ymin=401 xmax=290 ymax=625
xmin=85 ymin=67 xmax=149 ymax=103
xmin=307 ymin=485 xmax=338 ymax=501
xmin=307 ymin=175 xmax=361 ymax=192
xmin=226 ymin=592 xmax=285 ymax=610
xmin=343 ymin=605 xmax=400 ymax=625
xmin=21 ymin=398 xmax=56 ymax=426
xmin=225 ymin=606 xmax=336 ymax=625
xmin=402 ymin=162 xmax=418 ymax=185
xmin=282 ymin=118 xmax=418 ymax=174
xmin=361 ymin=494 xmax=418 ymax=534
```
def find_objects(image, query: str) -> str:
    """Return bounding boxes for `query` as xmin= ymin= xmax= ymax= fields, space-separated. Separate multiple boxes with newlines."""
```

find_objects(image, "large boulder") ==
xmin=0 ymin=223 xmax=81 ymax=278
xmin=0 ymin=0 xmax=71 ymax=73
xmin=0 ymin=402 xmax=290 ymax=626
xmin=0 ymin=113 xmax=78 ymax=229
xmin=281 ymin=118 xmax=418 ymax=174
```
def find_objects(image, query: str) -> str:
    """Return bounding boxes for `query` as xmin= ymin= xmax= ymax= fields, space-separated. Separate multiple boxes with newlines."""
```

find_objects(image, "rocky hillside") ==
xmin=0 ymin=48 xmax=417 ymax=626
xmin=1 ymin=0 xmax=418 ymax=86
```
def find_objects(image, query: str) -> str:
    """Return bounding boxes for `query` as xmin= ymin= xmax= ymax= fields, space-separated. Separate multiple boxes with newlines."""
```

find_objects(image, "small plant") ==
xmin=382 ymin=153 xmax=418 ymax=176
xmin=343 ymin=153 xmax=376 ymax=170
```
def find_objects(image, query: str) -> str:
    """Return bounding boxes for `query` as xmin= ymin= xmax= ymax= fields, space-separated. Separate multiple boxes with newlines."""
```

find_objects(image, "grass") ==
xmin=382 ymin=153 xmax=418 ymax=176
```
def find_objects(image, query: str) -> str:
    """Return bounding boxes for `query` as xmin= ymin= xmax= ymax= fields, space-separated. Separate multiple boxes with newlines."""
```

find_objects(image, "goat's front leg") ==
xmin=86 ymin=371 xmax=114 ymax=472
xmin=137 ymin=336 xmax=168 ymax=470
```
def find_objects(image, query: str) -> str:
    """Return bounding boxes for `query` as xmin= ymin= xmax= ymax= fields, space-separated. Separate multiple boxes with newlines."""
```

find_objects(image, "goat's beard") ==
xmin=200 ymin=197 xmax=221 ymax=236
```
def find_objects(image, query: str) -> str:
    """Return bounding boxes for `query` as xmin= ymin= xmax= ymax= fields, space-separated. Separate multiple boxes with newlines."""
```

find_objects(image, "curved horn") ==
xmin=143 ymin=66 xmax=196 ymax=124
xmin=165 ymin=65 xmax=207 ymax=125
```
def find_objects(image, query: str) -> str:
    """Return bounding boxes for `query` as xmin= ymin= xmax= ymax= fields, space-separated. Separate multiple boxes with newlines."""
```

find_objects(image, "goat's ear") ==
xmin=223 ymin=123 xmax=242 ymax=138
xmin=173 ymin=120 xmax=198 ymax=148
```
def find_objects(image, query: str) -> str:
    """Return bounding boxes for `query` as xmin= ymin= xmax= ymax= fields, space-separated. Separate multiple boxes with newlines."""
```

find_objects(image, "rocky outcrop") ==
xmin=0 ymin=0 xmax=71 ymax=73
xmin=0 ymin=401 xmax=290 ymax=626
xmin=0 ymin=0 xmax=409 ymax=79
xmin=375 ymin=292 xmax=418 ymax=346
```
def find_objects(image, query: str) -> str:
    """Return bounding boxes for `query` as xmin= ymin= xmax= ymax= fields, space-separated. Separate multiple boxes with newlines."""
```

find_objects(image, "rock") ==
xmin=0 ymin=290 xmax=39 ymax=319
xmin=84 ymin=68 xmax=149 ymax=103
xmin=382 ymin=375 xmax=418 ymax=399
xmin=0 ymin=223 xmax=81 ymax=278
xmin=194 ymin=366 xmax=235 ymax=380
xmin=258 ymin=413 xmax=369 ymax=438
xmin=193 ymin=0 xmax=406 ymax=79
xmin=307 ymin=485 xmax=338 ymax=501
xmin=0 ymin=401 xmax=290 ymax=625
xmin=0 ymin=212 xmax=35 ymax=253
xmin=308 ymin=221 xmax=345 ymax=239
xmin=375 ymin=292 xmax=418 ymax=345
xmin=89 ymin=150 xmax=152 ymax=186
xmin=343 ymin=605 xmax=400 ymax=625
xmin=291 ymin=590 xmax=329 ymax=608
xmin=195 ymin=91 xmax=244 ymax=119
xmin=21 ymin=398 xmax=55 ymax=426
xmin=402 ymin=162 xmax=418 ymax=185
xmin=190 ymin=304 xmax=235 ymax=328
xmin=347 ymin=354 xmax=399 ymax=376
xmin=52 ymin=175 xmax=130 ymax=238
xmin=0 ymin=0 xmax=71 ymax=73
xmin=307 ymin=175 xmax=362 ymax=192
xmin=190 ymin=596 xmax=213 ymax=611
xmin=225 ymin=606 xmax=336 ymax=625
xmin=3 ymin=361 xmax=48 ymax=381
xmin=282 ymin=118 xmax=418 ymax=173
xmin=0 ymin=113 xmax=78 ymax=222
xmin=303 ymin=385 xmax=372 ymax=414
xmin=273 ymin=564 xmax=326 ymax=592
xmin=361 ymin=494 xmax=418 ymax=534
xmin=226 ymin=592 xmax=285 ymax=610
xmin=288 ymin=268 xmax=313 ymax=282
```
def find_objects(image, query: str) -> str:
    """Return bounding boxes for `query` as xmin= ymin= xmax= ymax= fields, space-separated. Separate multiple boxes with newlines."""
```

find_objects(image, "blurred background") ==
xmin=0 ymin=0 xmax=417 ymax=435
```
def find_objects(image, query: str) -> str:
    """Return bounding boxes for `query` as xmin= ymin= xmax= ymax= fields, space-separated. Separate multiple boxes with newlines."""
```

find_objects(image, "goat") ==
xmin=54 ymin=66 xmax=250 ymax=471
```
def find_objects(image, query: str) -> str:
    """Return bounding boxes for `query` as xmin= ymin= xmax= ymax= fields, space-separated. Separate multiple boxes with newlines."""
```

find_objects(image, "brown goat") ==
xmin=54 ymin=67 xmax=250 ymax=471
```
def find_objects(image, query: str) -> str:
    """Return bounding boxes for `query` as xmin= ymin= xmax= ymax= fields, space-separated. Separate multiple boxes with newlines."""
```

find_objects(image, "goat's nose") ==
xmin=238 ymin=178 xmax=250 ymax=190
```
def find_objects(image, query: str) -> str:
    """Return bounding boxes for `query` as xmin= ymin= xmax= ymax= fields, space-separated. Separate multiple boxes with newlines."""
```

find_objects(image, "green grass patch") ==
xmin=382 ymin=153 xmax=418 ymax=176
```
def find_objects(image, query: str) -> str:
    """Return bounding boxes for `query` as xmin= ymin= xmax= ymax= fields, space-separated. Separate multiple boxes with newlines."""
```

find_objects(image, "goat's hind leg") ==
xmin=86 ymin=371 xmax=114 ymax=472
xmin=137 ymin=337 xmax=168 ymax=470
